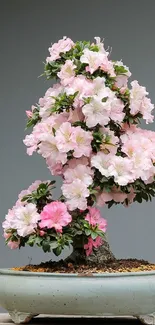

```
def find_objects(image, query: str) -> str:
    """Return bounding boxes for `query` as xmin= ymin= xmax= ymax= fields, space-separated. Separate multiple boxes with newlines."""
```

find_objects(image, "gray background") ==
xmin=1 ymin=0 xmax=155 ymax=312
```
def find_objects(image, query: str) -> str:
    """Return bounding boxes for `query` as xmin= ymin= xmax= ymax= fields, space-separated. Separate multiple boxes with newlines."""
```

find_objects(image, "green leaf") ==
xmin=42 ymin=240 xmax=51 ymax=253
xmin=91 ymin=231 xmax=98 ymax=240
xmin=21 ymin=194 xmax=32 ymax=202
xmin=76 ymin=230 xmax=83 ymax=235
xmin=85 ymin=229 xmax=91 ymax=236
xmin=53 ymin=246 xmax=62 ymax=256
xmin=114 ymin=65 xmax=128 ymax=75
xmin=50 ymin=241 xmax=59 ymax=249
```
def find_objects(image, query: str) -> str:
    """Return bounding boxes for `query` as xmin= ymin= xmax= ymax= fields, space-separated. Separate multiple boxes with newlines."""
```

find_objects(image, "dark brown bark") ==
xmin=65 ymin=235 xmax=116 ymax=266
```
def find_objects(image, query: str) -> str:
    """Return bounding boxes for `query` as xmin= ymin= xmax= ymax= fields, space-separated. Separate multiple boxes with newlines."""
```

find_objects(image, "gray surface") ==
xmin=0 ymin=314 xmax=139 ymax=325
xmin=1 ymin=0 xmax=155 ymax=313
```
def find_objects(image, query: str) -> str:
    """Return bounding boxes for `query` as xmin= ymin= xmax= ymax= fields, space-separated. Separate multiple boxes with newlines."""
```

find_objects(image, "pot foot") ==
xmin=137 ymin=314 xmax=155 ymax=325
xmin=8 ymin=310 xmax=38 ymax=324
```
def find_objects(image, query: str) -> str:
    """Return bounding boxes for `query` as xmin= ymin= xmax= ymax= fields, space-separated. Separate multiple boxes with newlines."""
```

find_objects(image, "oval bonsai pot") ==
xmin=0 ymin=268 xmax=155 ymax=324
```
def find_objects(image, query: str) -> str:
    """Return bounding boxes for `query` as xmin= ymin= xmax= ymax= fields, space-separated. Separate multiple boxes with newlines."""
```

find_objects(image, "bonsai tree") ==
xmin=3 ymin=37 xmax=155 ymax=266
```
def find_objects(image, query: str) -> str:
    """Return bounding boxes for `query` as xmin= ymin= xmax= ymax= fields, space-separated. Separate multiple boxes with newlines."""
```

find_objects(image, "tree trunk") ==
xmin=65 ymin=235 xmax=116 ymax=266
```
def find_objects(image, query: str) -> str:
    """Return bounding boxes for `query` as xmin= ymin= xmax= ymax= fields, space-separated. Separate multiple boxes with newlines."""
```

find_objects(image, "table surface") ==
xmin=0 ymin=315 xmax=143 ymax=325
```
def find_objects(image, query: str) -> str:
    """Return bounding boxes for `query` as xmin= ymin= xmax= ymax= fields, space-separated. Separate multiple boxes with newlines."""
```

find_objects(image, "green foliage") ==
xmin=72 ymin=121 xmax=89 ymax=131
xmin=114 ymin=65 xmax=128 ymax=75
xmin=133 ymin=179 xmax=155 ymax=203
xmin=21 ymin=181 xmax=55 ymax=210
xmin=44 ymin=60 xmax=63 ymax=80
xmin=26 ymin=106 xmax=41 ymax=129
xmin=43 ymin=40 xmax=100 ymax=80
xmin=91 ymin=129 xmax=104 ymax=152
xmin=51 ymin=92 xmax=79 ymax=114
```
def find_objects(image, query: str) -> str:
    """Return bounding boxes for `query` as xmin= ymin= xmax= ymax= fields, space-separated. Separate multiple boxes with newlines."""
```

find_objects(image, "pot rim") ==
xmin=0 ymin=268 xmax=155 ymax=278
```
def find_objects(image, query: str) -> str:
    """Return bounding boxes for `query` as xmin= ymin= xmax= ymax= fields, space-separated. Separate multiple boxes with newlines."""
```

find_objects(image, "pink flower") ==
xmin=100 ymin=128 xmax=119 ymax=155
xmin=109 ymin=98 xmax=125 ymax=123
xmin=26 ymin=110 xmax=33 ymax=118
xmin=39 ymin=201 xmax=72 ymax=232
xmin=65 ymin=75 xmax=94 ymax=107
xmin=130 ymin=80 xmax=148 ymax=115
xmin=80 ymin=48 xmax=108 ymax=74
xmin=3 ymin=232 xmax=11 ymax=239
xmin=7 ymin=240 xmax=20 ymax=250
xmin=125 ymin=187 xmax=136 ymax=205
xmin=38 ymin=134 xmax=67 ymax=164
xmin=3 ymin=232 xmax=20 ymax=250
xmin=64 ymin=164 xmax=93 ymax=186
xmin=85 ymin=207 xmax=107 ymax=232
xmin=2 ymin=209 xmax=17 ymax=231
xmin=67 ymin=107 xmax=84 ymax=123
xmin=115 ymin=75 xmax=128 ymax=89
xmin=39 ymin=84 xmax=63 ymax=119
xmin=129 ymin=80 xmax=154 ymax=123
xmin=28 ymin=180 xmax=49 ymax=192
xmin=39 ymin=230 xmax=46 ymax=237
xmin=46 ymin=158 xmax=63 ymax=176
xmin=97 ymin=188 xmax=128 ymax=206
xmin=100 ymin=59 xmax=116 ymax=77
xmin=141 ymin=97 xmax=154 ymax=124
xmin=114 ymin=61 xmax=131 ymax=88
xmin=57 ymin=60 xmax=76 ymax=86
xmin=61 ymin=179 xmax=90 ymax=211
xmin=46 ymin=37 xmax=74 ymax=62
xmin=23 ymin=133 xmax=38 ymax=156
xmin=17 ymin=180 xmax=50 ymax=205
xmin=84 ymin=236 xmax=103 ymax=256
xmin=55 ymin=122 xmax=74 ymax=153
xmin=64 ymin=156 xmax=89 ymax=170
xmin=71 ymin=126 xmax=93 ymax=158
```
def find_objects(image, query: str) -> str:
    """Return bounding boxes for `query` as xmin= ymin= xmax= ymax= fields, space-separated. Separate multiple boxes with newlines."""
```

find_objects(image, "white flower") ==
xmin=108 ymin=156 xmax=134 ymax=186
xmin=57 ymin=60 xmax=76 ymax=86
xmin=91 ymin=152 xmax=112 ymax=177
xmin=130 ymin=80 xmax=148 ymax=115
xmin=64 ymin=164 xmax=93 ymax=186
xmin=38 ymin=134 xmax=67 ymax=164
xmin=92 ymin=77 xmax=106 ymax=95
xmin=82 ymin=95 xmax=111 ymax=127
xmin=61 ymin=179 xmax=90 ymax=211
xmin=80 ymin=48 xmax=107 ymax=74
xmin=14 ymin=203 xmax=40 ymax=237
xmin=94 ymin=37 xmax=108 ymax=54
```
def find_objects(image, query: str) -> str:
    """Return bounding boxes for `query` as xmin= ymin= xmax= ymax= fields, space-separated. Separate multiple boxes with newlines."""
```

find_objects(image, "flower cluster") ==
xmin=3 ymin=36 xmax=155 ymax=257
xmin=3 ymin=181 xmax=106 ymax=255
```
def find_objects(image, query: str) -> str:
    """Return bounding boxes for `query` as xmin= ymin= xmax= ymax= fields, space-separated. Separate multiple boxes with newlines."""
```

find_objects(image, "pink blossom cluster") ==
xmin=83 ymin=207 xmax=107 ymax=256
xmin=130 ymin=81 xmax=154 ymax=123
xmin=46 ymin=37 xmax=75 ymax=63
xmin=84 ymin=236 xmax=103 ymax=256
xmin=85 ymin=207 xmax=107 ymax=232
xmin=2 ymin=182 xmax=72 ymax=249
xmin=24 ymin=117 xmax=93 ymax=177
xmin=91 ymin=125 xmax=155 ymax=188
xmin=3 ymin=36 xmax=155 ymax=257
xmin=23 ymin=37 xmax=155 ymax=211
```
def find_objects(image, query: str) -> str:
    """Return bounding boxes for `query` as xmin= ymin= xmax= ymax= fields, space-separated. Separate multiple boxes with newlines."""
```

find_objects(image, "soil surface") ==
xmin=11 ymin=258 xmax=155 ymax=274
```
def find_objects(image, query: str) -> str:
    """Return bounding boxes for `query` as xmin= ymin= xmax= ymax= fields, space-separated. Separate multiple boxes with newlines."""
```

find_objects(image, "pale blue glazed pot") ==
xmin=0 ymin=268 xmax=155 ymax=324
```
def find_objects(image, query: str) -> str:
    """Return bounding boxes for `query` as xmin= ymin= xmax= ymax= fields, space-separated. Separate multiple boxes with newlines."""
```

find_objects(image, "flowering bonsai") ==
xmin=3 ymin=37 xmax=155 ymax=267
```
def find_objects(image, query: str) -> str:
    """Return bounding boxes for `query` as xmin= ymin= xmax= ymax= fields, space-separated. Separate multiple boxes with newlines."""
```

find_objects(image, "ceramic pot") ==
xmin=0 ymin=268 xmax=154 ymax=324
